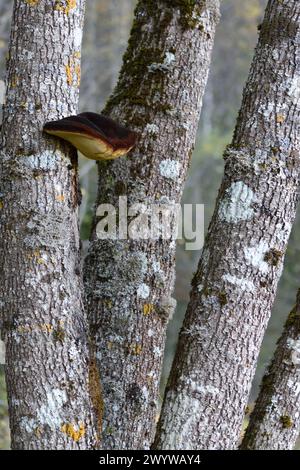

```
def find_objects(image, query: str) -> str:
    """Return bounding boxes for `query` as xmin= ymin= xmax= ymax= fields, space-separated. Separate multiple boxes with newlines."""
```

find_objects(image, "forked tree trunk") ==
xmin=84 ymin=0 xmax=220 ymax=450
xmin=154 ymin=0 xmax=300 ymax=450
xmin=0 ymin=0 xmax=99 ymax=449
xmin=241 ymin=290 xmax=300 ymax=450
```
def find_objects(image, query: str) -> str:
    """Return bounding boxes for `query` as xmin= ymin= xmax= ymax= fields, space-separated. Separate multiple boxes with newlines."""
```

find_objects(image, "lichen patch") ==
xmin=61 ymin=422 xmax=86 ymax=441
xmin=159 ymin=159 xmax=180 ymax=180
xmin=222 ymin=274 xmax=256 ymax=293
xmin=244 ymin=241 xmax=270 ymax=274
xmin=218 ymin=181 xmax=256 ymax=223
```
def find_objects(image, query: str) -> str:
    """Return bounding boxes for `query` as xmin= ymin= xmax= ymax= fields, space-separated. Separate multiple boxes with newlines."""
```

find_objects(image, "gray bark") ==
xmin=154 ymin=0 xmax=300 ymax=450
xmin=241 ymin=290 xmax=300 ymax=450
xmin=83 ymin=0 xmax=220 ymax=450
xmin=0 ymin=0 xmax=100 ymax=449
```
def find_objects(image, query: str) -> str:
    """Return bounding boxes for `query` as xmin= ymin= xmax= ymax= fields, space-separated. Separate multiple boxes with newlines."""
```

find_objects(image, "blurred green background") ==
xmin=0 ymin=0 xmax=299 ymax=449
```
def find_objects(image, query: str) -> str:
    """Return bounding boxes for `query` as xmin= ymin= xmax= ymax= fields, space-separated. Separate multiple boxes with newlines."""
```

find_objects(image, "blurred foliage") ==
xmin=0 ymin=0 xmax=299 ymax=448
xmin=0 ymin=368 xmax=9 ymax=449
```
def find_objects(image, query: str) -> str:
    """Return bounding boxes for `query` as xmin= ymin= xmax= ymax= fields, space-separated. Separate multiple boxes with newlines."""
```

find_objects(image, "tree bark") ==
xmin=83 ymin=0 xmax=220 ymax=450
xmin=0 ymin=0 xmax=99 ymax=449
xmin=154 ymin=0 xmax=300 ymax=450
xmin=241 ymin=290 xmax=300 ymax=450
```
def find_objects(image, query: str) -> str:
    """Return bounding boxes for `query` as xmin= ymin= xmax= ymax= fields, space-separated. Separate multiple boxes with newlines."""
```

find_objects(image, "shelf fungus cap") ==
xmin=43 ymin=112 xmax=138 ymax=161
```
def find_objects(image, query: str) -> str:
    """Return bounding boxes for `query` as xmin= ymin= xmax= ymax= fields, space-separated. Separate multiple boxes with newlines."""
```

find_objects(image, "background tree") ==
xmin=241 ymin=289 xmax=300 ymax=450
xmin=0 ymin=0 xmax=99 ymax=449
xmin=155 ymin=0 xmax=300 ymax=450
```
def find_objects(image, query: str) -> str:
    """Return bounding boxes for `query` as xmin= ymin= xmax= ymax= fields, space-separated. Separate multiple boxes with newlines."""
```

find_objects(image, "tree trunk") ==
xmin=0 ymin=0 xmax=99 ymax=449
xmin=154 ymin=0 xmax=300 ymax=450
xmin=241 ymin=290 xmax=300 ymax=450
xmin=83 ymin=0 xmax=220 ymax=450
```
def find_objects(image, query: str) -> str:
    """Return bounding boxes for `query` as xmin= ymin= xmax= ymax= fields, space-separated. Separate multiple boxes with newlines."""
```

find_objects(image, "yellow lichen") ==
xmin=65 ymin=55 xmax=81 ymax=87
xmin=74 ymin=63 xmax=81 ymax=87
xmin=0 ymin=200 xmax=3 ymax=210
xmin=25 ymin=0 xmax=40 ymax=6
xmin=55 ymin=0 xmax=76 ymax=15
xmin=143 ymin=303 xmax=154 ymax=316
xmin=55 ymin=194 xmax=65 ymax=202
xmin=65 ymin=62 xmax=73 ymax=86
xmin=17 ymin=325 xmax=31 ymax=334
xmin=276 ymin=114 xmax=285 ymax=123
xmin=27 ymin=249 xmax=47 ymax=265
xmin=61 ymin=422 xmax=86 ymax=442
xmin=35 ymin=426 xmax=42 ymax=437
xmin=41 ymin=324 xmax=53 ymax=333
xmin=17 ymin=323 xmax=53 ymax=334
xmin=280 ymin=415 xmax=293 ymax=429
xmin=128 ymin=343 xmax=142 ymax=355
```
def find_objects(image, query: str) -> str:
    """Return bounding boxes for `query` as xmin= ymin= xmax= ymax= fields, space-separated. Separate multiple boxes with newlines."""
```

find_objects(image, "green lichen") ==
xmin=104 ymin=41 xmax=169 ymax=119
xmin=105 ymin=426 xmax=115 ymax=436
xmin=218 ymin=291 xmax=228 ymax=307
xmin=25 ymin=0 xmax=40 ymax=6
xmin=202 ymin=286 xmax=228 ymax=307
xmin=105 ymin=174 xmax=115 ymax=188
xmin=261 ymin=371 xmax=275 ymax=398
xmin=202 ymin=286 xmax=213 ymax=297
xmin=162 ymin=0 xmax=205 ymax=30
xmin=285 ymin=306 xmax=300 ymax=327
xmin=104 ymin=2 xmax=192 ymax=122
xmin=280 ymin=415 xmax=293 ymax=429
xmin=114 ymin=181 xmax=127 ymax=196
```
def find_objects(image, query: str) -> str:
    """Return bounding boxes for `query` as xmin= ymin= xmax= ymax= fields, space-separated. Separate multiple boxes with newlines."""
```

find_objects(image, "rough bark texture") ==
xmin=154 ymin=0 xmax=300 ymax=450
xmin=83 ymin=0 xmax=220 ymax=450
xmin=0 ymin=0 xmax=100 ymax=449
xmin=241 ymin=290 xmax=300 ymax=450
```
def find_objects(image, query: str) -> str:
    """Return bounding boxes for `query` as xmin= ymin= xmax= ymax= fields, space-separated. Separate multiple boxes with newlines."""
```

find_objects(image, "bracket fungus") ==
xmin=43 ymin=112 xmax=138 ymax=161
